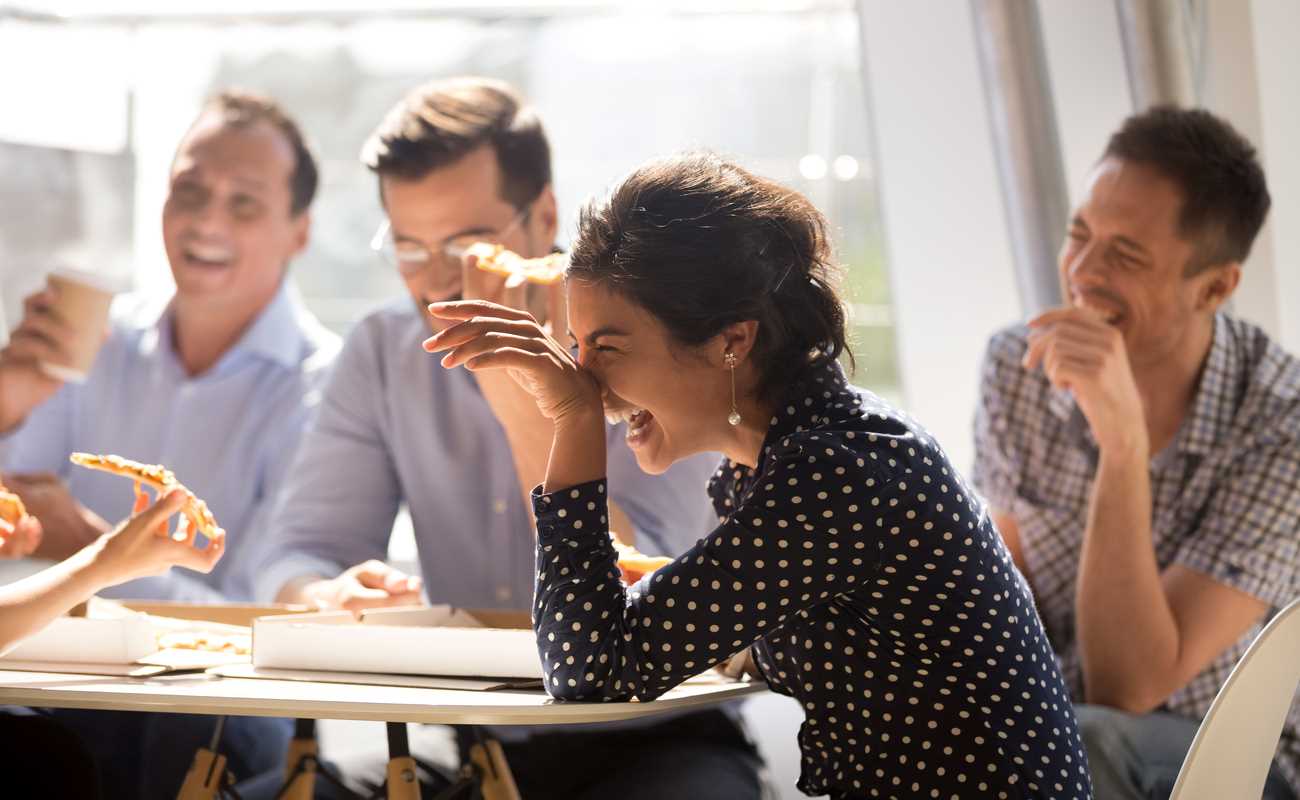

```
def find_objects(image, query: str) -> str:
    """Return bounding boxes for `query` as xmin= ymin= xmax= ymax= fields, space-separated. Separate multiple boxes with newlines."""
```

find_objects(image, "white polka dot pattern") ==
xmin=532 ymin=360 xmax=1092 ymax=799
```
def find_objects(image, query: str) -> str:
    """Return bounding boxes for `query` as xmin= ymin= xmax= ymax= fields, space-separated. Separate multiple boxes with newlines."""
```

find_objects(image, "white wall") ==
xmin=1039 ymin=0 xmax=1300 ymax=355
xmin=1201 ymin=0 xmax=1279 ymax=344
xmin=1249 ymin=0 xmax=1300 ymax=354
xmin=1037 ymin=2 xmax=1131 ymax=209
xmin=858 ymin=0 xmax=1021 ymax=476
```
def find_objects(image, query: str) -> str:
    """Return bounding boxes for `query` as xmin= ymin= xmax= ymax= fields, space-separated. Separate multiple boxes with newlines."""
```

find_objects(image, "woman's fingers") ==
xmin=461 ymin=347 xmax=559 ymax=373
xmin=438 ymin=331 xmax=551 ymax=368
xmin=177 ymin=530 xmax=224 ymax=573
xmin=428 ymin=299 xmax=536 ymax=324
xmin=423 ymin=316 xmax=544 ymax=353
xmin=131 ymin=489 xmax=187 ymax=533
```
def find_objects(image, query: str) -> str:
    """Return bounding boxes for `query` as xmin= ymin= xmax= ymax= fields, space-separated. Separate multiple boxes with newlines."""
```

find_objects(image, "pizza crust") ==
xmin=467 ymin=242 xmax=566 ymax=287
xmin=613 ymin=541 xmax=674 ymax=584
xmin=69 ymin=453 xmax=223 ymax=549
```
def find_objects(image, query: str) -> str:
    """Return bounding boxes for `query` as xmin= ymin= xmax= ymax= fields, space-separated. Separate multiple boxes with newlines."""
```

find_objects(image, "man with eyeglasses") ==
xmin=253 ymin=77 xmax=764 ymax=799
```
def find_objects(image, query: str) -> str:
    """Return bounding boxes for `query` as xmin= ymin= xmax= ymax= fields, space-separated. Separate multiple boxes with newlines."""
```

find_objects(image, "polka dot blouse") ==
xmin=532 ymin=360 xmax=1092 ymax=799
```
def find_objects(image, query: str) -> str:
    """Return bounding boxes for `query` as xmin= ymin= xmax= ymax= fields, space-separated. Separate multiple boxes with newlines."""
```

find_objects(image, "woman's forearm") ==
xmin=544 ymin=408 xmax=608 ymax=494
xmin=0 ymin=543 xmax=111 ymax=653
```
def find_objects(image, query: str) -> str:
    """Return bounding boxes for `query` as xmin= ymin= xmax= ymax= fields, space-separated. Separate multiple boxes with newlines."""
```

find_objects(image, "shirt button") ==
xmin=493 ymin=499 xmax=507 ymax=514
xmin=496 ymin=586 xmax=512 ymax=603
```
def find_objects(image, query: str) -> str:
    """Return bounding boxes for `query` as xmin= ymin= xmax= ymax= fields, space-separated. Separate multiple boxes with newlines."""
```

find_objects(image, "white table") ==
xmin=0 ymin=667 xmax=763 ymax=725
xmin=0 ymin=668 xmax=765 ymax=799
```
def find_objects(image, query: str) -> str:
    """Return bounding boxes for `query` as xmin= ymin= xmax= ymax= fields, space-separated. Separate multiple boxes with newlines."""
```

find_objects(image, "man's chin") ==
xmin=416 ymin=294 xmax=461 ymax=332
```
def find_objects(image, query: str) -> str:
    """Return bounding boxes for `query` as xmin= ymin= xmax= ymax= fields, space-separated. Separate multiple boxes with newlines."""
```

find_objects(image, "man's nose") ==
xmin=190 ymin=201 xmax=229 ymax=236
xmin=1065 ymin=240 xmax=1105 ymax=283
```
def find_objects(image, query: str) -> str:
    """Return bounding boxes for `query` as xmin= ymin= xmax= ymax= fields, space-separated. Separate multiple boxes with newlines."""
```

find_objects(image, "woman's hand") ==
xmin=424 ymin=300 xmax=602 ymax=422
xmin=0 ymin=515 xmax=42 ymax=559
xmin=88 ymin=490 xmax=225 ymax=586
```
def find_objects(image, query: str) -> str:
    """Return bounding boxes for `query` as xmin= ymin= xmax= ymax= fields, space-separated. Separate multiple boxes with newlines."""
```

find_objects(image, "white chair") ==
xmin=1170 ymin=597 xmax=1300 ymax=800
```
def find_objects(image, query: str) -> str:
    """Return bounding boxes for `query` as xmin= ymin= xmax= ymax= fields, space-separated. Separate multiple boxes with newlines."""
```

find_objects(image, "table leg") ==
xmin=176 ymin=716 xmax=227 ymax=800
xmin=467 ymin=738 xmax=521 ymax=800
xmin=282 ymin=718 xmax=318 ymax=800
xmin=385 ymin=722 xmax=421 ymax=800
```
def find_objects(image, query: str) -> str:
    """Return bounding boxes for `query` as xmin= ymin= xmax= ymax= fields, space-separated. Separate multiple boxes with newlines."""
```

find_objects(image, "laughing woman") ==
xmin=425 ymin=153 xmax=1092 ymax=800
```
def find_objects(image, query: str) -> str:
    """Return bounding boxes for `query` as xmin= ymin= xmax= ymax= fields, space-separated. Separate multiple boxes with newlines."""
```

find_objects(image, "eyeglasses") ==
xmin=370 ymin=206 xmax=532 ymax=278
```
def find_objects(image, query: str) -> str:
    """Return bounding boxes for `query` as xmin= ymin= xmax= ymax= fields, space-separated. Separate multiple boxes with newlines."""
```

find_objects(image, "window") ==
xmin=0 ymin=2 xmax=898 ymax=400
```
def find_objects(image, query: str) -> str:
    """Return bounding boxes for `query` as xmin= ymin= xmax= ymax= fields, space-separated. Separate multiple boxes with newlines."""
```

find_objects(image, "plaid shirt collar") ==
xmin=1046 ymin=313 xmax=1236 ymax=457
xmin=1179 ymin=314 xmax=1239 ymax=456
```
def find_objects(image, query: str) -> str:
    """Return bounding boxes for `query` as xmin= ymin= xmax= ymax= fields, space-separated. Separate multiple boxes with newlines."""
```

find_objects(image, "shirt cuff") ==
xmin=253 ymin=553 xmax=348 ymax=604
xmin=531 ymin=479 xmax=609 ymax=542
xmin=1174 ymin=549 xmax=1296 ymax=609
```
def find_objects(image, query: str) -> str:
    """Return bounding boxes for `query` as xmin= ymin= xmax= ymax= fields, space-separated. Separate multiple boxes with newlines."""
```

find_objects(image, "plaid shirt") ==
xmin=972 ymin=313 xmax=1300 ymax=791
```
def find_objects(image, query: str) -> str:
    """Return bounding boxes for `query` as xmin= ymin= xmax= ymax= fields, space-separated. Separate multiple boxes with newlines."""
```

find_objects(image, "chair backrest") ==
xmin=1170 ymin=597 xmax=1300 ymax=800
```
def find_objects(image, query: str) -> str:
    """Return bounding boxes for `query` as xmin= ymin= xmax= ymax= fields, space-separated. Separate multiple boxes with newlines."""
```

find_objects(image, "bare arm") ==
xmin=1075 ymin=443 xmax=1266 ymax=710
xmin=1026 ymin=308 xmax=1268 ymax=711
xmin=4 ymin=472 xmax=110 ymax=561
xmin=0 ymin=491 xmax=220 ymax=652
xmin=0 ymin=539 xmax=113 ymax=652
xmin=456 ymin=266 xmax=635 ymax=544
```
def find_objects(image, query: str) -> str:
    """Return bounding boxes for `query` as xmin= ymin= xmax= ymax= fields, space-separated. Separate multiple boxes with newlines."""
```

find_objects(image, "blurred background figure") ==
xmin=2 ymin=3 xmax=1298 ymax=798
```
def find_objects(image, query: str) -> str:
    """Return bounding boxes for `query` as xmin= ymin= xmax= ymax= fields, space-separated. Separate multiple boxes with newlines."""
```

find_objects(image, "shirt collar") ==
xmin=762 ymin=357 xmax=853 ymax=448
xmin=1177 ymin=313 xmax=1238 ymax=456
xmin=710 ymin=357 xmax=852 ymax=506
xmin=144 ymin=281 xmax=307 ymax=373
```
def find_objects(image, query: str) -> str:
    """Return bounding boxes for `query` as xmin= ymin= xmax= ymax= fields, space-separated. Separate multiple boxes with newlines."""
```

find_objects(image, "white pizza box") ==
xmin=0 ymin=598 xmax=307 ymax=672
xmin=252 ymin=605 xmax=543 ymax=680
xmin=1 ymin=613 xmax=158 ymax=664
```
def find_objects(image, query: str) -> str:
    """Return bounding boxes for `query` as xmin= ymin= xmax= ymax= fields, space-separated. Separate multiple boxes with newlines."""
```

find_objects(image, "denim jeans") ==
xmin=47 ymin=708 xmax=292 ymax=800
xmin=1076 ymin=703 xmax=1296 ymax=800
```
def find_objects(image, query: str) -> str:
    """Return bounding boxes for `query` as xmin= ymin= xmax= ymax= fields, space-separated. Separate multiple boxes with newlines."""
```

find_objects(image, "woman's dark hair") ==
xmin=568 ymin=152 xmax=851 ymax=405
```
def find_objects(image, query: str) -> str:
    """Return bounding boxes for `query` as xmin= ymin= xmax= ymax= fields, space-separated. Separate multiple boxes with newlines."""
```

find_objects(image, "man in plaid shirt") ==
xmin=974 ymin=106 xmax=1300 ymax=800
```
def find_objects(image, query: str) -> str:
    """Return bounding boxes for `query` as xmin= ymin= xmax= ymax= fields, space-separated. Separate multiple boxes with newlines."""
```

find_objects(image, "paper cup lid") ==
xmin=39 ymin=360 xmax=89 ymax=383
xmin=50 ymin=267 xmax=131 ymax=295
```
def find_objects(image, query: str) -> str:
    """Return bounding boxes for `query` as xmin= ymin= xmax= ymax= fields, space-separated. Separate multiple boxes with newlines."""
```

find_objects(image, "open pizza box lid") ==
xmin=249 ymin=605 xmax=543 ymax=688
xmin=0 ymin=598 xmax=309 ymax=676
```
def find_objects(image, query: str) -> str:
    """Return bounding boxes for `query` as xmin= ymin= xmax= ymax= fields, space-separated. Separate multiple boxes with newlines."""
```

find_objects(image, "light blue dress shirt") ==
xmin=255 ymin=300 xmax=721 ymax=610
xmin=0 ymin=282 xmax=340 ymax=602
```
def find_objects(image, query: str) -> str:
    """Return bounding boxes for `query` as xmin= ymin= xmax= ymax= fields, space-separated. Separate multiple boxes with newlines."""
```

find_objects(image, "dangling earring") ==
xmin=725 ymin=352 xmax=742 ymax=426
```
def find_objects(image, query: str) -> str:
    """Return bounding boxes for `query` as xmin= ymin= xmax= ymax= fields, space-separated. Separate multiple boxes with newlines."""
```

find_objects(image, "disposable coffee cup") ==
xmin=38 ymin=268 xmax=124 ymax=383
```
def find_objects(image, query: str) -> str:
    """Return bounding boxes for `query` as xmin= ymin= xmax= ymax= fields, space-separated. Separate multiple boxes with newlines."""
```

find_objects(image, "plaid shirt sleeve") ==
xmin=972 ymin=329 xmax=1029 ymax=514
xmin=1174 ymin=432 xmax=1300 ymax=608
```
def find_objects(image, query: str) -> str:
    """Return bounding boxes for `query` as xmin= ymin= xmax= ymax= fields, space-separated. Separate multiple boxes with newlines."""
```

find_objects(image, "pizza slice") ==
xmin=0 ymin=479 xmax=29 ymax=530
xmin=466 ymin=242 xmax=566 ymax=288
xmin=69 ymin=453 xmax=223 ymax=550
xmin=158 ymin=630 xmax=251 ymax=656
xmin=613 ymin=541 xmax=675 ymax=585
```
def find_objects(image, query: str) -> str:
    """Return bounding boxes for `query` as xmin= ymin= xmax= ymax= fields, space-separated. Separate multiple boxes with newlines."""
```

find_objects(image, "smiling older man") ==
xmin=0 ymin=89 xmax=338 ymax=800
xmin=0 ymin=90 xmax=337 ymax=600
